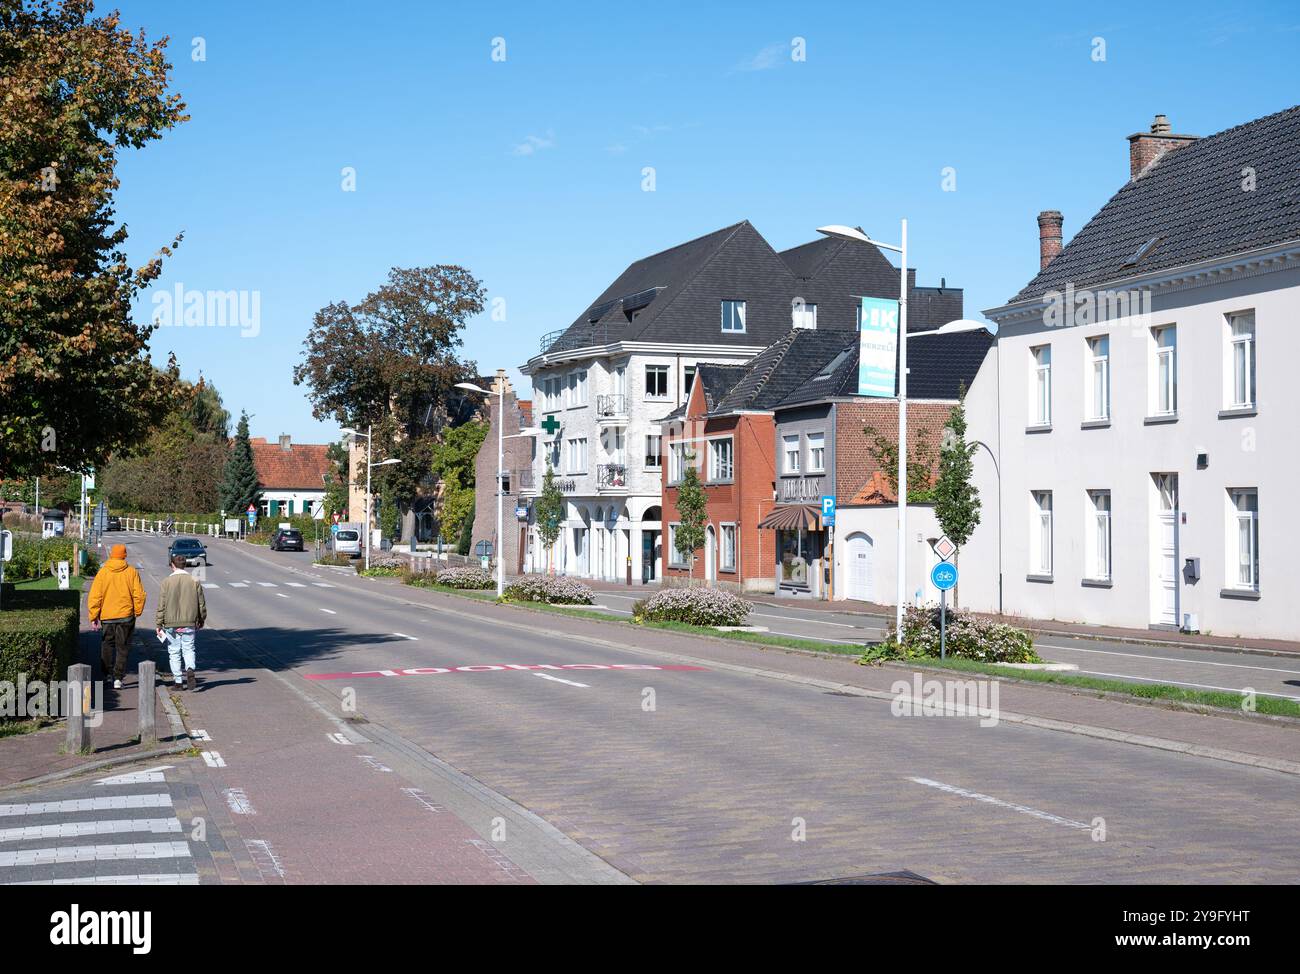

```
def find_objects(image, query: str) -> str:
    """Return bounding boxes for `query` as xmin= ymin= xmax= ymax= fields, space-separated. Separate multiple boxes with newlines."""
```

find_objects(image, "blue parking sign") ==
xmin=931 ymin=561 xmax=958 ymax=591
xmin=821 ymin=496 xmax=836 ymax=526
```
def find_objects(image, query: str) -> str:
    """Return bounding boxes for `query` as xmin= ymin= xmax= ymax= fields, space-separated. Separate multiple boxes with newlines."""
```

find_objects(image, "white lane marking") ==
xmin=312 ymin=582 xmax=335 ymax=588
xmin=229 ymin=582 xmax=249 ymax=588
xmin=8 ymin=872 xmax=200 ymax=886
xmin=257 ymin=582 xmax=278 ymax=587
xmin=0 ymin=794 xmax=172 ymax=818
xmin=202 ymin=583 xmax=219 ymax=589
xmin=0 ymin=841 xmax=192 ymax=867
xmin=201 ymin=751 xmax=227 ymax=768
xmin=223 ymin=788 xmax=256 ymax=815
xmin=909 ymin=777 xmax=1091 ymax=831
xmin=1071 ymin=668 xmax=1300 ymax=702
xmin=96 ymin=765 xmax=173 ymax=785
xmin=769 ymin=630 xmax=865 ymax=646
xmin=320 ymin=608 xmax=337 ymax=615
xmin=190 ymin=729 xmax=211 ymax=741
xmin=392 ymin=632 xmax=417 ymax=640
xmin=327 ymin=732 xmax=354 ymax=745
xmin=0 ymin=818 xmax=181 ymax=843
xmin=359 ymin=755 xmax=392 ymax=773
xmin=285 ymin=582 xmax=306 ymax=588
xmin=275 ymin=593 xmax=289 ymax=599
xmin=1036 ymin=642 xmax=1300 ymax=676
xmin=533 ymin=672 xmax=590 ymax=688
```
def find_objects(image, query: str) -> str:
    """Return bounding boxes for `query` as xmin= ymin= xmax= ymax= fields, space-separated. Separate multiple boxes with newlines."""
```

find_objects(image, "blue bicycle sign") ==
xmin=931 ymin=561 xmax=958 ymax=591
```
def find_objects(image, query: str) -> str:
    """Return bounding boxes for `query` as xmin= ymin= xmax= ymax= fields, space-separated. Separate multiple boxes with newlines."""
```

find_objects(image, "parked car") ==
xmin=106 ymin=515 xmax=121 ymax=531
xmin=270 ymin=528 xmax=304 ymax=552
xmin=168 ymin=536 xmax=208 ymax=566
xmin=333 ymin=527 xmax=361 ymax=558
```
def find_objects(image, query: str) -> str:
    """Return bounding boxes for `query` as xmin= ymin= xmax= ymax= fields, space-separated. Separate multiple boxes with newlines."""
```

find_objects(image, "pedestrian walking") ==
xmin=156 ymin=554 xmax=207 ymax=691
xmin=86 ymin=542 xmax=147 ymax=690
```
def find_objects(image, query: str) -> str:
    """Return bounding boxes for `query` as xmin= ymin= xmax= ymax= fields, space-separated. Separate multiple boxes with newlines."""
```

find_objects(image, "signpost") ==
xmin=930 ymin=559 xmax=959 ymax=659
xmin=820 ymin=495 xmax=836 ymax=527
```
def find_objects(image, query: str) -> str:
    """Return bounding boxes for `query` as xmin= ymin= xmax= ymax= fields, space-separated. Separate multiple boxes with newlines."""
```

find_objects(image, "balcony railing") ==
xmin=539 ymin=322 xmax=613 ymax=356
xmin=596 ymin=393 xmax=628 ymax=418
xmin=777 ymin=475 xmax=826 ymax=503
xmin=597 ymin=463 xmax=628 ymax=490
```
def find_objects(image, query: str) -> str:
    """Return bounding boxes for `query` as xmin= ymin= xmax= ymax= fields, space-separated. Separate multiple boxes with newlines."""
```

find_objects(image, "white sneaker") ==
xmin=113 ymin=679 xmax=122 ymax=690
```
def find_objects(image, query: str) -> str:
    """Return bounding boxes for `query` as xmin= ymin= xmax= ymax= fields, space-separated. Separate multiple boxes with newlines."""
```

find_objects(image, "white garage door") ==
xmin=845 ymin=532 xmax=872 ymax=602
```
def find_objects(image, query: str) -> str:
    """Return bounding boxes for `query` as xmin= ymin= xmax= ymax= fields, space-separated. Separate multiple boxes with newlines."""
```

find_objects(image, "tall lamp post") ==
xmin=817 ymin=222 xmax=990 ymax=634
xmin=340 ymin=425 xmax=400 ymax=572
xmin=972 ymin=439 xmax=1002 ymax=615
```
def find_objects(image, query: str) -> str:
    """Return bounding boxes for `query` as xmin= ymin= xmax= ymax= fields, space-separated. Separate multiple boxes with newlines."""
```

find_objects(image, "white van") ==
xmin=333 ymin=525 xmax=362 ymax=558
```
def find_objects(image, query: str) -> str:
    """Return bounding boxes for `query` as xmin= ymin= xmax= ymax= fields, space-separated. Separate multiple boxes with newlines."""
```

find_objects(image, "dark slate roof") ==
xmin=778 ymin=237 xmax=841 ymax=278
xmin=774 ymin=328 xmax=994 ymax=407
xmin=711 ymin=330 xmax=860 ymax=414
xmin=908 ymin=285 xmax=964 ymax=332
xmin=1005 ymin=104 xmax=1300 ymax=306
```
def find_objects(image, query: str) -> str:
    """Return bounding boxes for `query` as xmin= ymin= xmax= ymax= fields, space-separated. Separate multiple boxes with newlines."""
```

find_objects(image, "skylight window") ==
xmin=1121 ymin=236 xmax=1161 ymax=268
xmin=814 ymin=347 xmax=853 ymax=380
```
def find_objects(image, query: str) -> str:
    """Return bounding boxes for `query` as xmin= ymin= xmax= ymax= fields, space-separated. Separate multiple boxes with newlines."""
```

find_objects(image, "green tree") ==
xmin=862 ymin=423 xmax=936 ymax=503
xmin=218 ymin=412 xmax=261 ymax=515
xmin=430 ymin=419 xmax=487 ymax=544
xmin=933 ymin=394 xmax=982 ymax=604
xmin=0 ymin=0 xmax=188 ymax=478
xmin=533 ymin=463 xmax=565 ymax=573
xmin=320 ymin=441 xmax=350 ymax=519
xmin=674 ymin=454 xmax=707 ymax=582
xmin=456 ymin=496 xmax=475 ymax=556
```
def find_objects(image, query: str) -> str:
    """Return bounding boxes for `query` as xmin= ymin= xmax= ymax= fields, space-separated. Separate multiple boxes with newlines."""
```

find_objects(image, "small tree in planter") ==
xmin=674 ymin=453 xmax=707 ymax=583
xmin=933 ymin=392 xmax=981 ymax=605
xmin=534 ymin=463 xmax=565 ymax=574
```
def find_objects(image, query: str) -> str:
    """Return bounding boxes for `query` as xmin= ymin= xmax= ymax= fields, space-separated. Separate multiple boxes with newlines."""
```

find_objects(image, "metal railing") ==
xmin=596 ymin=393 xmax=628 ymax=417
xmin=597 ymin=463 xmax=628 ymax=489
xmin=539 ymin=322 xmax=613 ymax=356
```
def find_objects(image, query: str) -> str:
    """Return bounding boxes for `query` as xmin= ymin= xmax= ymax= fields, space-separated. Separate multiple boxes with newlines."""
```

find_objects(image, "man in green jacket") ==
xmin=155 ymin=554 xmax=207 ymax=691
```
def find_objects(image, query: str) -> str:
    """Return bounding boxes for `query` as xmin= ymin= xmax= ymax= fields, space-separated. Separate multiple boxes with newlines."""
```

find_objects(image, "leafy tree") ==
xmin=218 ymin=412 xmax=261 ymax=515
xmin=862 ymin=423 xmax=936 ymax=503
xmin=430 ymin=419 xmax=487 ymax=544
xmin=533 ymin=463 xmax=565 ymax=573
xmin=456 ymin=497 xmax=475 ymax=556
xmin=933 ymin=394 xmax=982 ymax=604
xmin=321 ymin=441 xmax=350 ymax=519
xmin=674 ymin=454 xmax=707 ymax=582
xmin=0 ymin=0 xmax=188 ymax=478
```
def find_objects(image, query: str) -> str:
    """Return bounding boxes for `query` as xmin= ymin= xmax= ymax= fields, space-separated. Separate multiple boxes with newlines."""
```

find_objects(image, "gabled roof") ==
xmin=712 ymin=330 xmax=858 ymax=413
xmin=1004 ymin=104 xmax=1300 ymax=306
xmin=249 ymin=438 xmax=332 ymax=491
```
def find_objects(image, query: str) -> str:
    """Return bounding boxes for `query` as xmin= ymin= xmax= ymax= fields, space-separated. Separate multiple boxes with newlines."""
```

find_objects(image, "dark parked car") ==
xmin=270 ymin=528 xmax=304 ymax=552
xmin=168 ymin=536 xmax=208 ymax=566
xmin=106 ymin=515 xmax=121 ymax=531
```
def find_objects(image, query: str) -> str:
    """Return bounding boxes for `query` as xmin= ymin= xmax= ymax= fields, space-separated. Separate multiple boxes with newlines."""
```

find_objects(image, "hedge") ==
xmin=0 ymin=589 xmax=81 ymax=696
xmin=633 ymin=587 xmax=752 ymax=627
xmin=4 ymin=536 xmax=100 ymax=582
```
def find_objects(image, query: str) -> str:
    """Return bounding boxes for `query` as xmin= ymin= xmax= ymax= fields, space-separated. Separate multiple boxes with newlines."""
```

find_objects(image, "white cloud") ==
xmin=512 ymin=131 xmax=556 ymax=156
xmin=735 ymin=42 xmax=786 ymax=72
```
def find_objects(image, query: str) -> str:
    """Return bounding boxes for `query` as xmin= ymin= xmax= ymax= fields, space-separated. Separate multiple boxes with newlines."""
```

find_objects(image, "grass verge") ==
xmin=0 ymin=717 xmax=54 ymax=739
xmin=11 ymin=575 xmax=85 ymax=592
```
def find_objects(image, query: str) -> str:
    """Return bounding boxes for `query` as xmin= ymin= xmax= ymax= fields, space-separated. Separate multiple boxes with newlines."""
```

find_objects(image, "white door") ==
xmin=705 ymin=526 xmax=716 ymax=584
xmin=845 ymin=532 xmax=872 ymax=602
xmin=1151 ymin=473 xmax=1178 ymax=625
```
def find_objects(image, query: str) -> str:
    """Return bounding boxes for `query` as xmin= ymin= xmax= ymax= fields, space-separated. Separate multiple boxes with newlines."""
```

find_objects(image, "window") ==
xmin=708 ymin=437 xmax=734 ymax=481
xmin=668 ymin=443 xmax=689 ymax=483
xmin=1228 ymin=488 xmax=1259 ymax=590
xmin=1031 ymin=345 xmax=1052 ymax=426
xmin=1227 ymin=312 xmax=1256 ymax=408
xmin=782 ymin=434 xmax=801 ymax=474
xmin=1152 ymin=325 xmax=1177 ymax=416
xmin=565 ymin=369 xmax=588 ymax=408
xmin=792 ymin=301 xmax=817 ymax=330
xmin=1087 ymin=336 xmax=1110 ymax=421
xmin=612 ymin=365 xmax=626 ymax=397
xmin=807 ymin=431 xmax=826 ymax=473
xmin=645 ymin=364 xmax=669 ymax=399
xmin=644 ymin=434 xmax=662 ymax=469
xmin=564 ymin=437 xmax=587 ymax=474
xmin=720 ymin=523 xmax=737 ymax=571
xmin=721 ymin=299 xmax=746 ymax=333
xmin=1031 ymin=491 xmax=1053 ymax=576
xmin=683 ymin=365 xmax=696 ymax=396
xmin=1087 ymin=490 xmax=1111 ymax=581
xmin=541 ymin=375 xmax=563 ymax=412
xmin=667 ymin=523 xmax=688 ymax=567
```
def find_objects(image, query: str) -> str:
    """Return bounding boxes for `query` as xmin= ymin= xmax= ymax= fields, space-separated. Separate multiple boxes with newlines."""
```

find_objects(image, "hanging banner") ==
xmin=858 ymin=296 xmax=900 ymax=397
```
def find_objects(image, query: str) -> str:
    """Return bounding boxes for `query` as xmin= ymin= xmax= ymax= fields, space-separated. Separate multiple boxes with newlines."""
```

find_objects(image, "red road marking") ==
xmin=304 ymin=663 xmax=708 ymax=681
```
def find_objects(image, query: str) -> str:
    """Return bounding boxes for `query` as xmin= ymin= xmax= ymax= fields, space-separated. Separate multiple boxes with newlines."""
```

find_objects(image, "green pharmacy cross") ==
xmin=540 ymin=414 xmax=561 ymax=435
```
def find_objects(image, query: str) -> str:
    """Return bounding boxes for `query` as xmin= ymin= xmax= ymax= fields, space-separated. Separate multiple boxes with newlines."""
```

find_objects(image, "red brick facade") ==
xmin=834 ymin=400 xmax=955 ymax=502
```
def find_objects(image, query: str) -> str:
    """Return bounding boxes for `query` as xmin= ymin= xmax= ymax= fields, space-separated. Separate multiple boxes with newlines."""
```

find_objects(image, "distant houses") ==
xmin=248 ymin=435 xmax=331 ymax=519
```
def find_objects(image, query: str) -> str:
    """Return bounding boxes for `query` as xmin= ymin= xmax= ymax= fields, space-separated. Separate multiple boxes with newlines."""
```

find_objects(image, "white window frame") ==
xmin=1227 ymin=488 xmax=1259 ymax=591
xmin=1151 ymin=325 xmax=1177 ymax=417
xmin=683 ymin=365 xmax=696 ymax=397
xmin=668 ymin=443 xmax=689 ymax=484
xmin=565 ymin=437 xmax=587 ymax=475
xmin=1227 ymin=312 xmax=1256 ymax=409
xmin=1031 ymin=490 xmax=1053 ymax=576
xmin=721 ymin=299 xmax=747 ymax=334
xmin=1031 ymin=345 xmax=1052 ymax=427
xmin=667 ymin=523 xmax=688 ymax=567
xmin=782 ymin=433 xmax=801 ymax=474
xmin=645 ymin=364 xmax=669 ymax=400
xmin=1086 ymin=489 xmax=1111 ymax=581
xmin=644 ymin=434 xmax=662 ymax=470
xmin=1086 ymin=335 xmax=1110 ymax=421
xmin=792 ymin=301 xmax=817 ymax=330
xmin=806 ymin=431 xmax=826 ymax=473
xmin=720 ymin=522 xmax=737 ymax=572
xmin=708 ymin=436 xmax=734 ymax=482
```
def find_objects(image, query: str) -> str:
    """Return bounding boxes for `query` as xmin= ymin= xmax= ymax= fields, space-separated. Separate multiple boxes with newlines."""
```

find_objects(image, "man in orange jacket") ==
xmin=87 ymin=543 xmax=147 ymax=690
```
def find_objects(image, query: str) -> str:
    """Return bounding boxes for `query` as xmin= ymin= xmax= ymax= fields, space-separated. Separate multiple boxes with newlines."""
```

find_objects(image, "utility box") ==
xmin=1182 ymin=612 xmax=1200 ymax=634
xmin=1182 ymin=557 xmax=1201 ymax=584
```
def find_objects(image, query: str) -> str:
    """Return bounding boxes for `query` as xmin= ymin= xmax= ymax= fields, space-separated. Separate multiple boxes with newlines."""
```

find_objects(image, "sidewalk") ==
xmin=0 ymin=625 xmax=184 ymax=790
xmin=570 ymin=576 xmax=1300 ymax=657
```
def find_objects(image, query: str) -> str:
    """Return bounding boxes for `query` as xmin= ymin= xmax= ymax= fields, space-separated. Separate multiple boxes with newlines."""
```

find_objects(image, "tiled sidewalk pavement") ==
xmin=0 ymin=761 xmax=260 ymax=885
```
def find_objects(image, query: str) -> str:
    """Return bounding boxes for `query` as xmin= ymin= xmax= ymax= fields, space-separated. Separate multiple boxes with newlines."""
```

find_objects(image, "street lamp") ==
xmin=972 ymin=440 xmax=1003 ymax=615
xmin=340 ymin=425 xmax=401 ymax=572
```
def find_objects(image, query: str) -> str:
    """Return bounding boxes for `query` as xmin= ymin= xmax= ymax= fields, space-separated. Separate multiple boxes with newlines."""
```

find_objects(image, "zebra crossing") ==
xmin=196 ymin=579 xmax=334 ymax=590
xmin=0 ymin=767 xmax=200 ymax=885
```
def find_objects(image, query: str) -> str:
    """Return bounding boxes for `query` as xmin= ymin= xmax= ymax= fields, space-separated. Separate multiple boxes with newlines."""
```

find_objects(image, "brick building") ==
xmin=470 ymin=370 xmax=533 ymax=570
xmin=248 ymin=435 xmax=332 ymax=519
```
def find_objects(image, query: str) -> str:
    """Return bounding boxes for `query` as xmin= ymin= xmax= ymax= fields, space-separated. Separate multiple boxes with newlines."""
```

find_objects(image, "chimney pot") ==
xmin=1128 ymin=114 xmax=1197 ymax=180
xmin=1037 ymin=210 xmax=1064 ymax=271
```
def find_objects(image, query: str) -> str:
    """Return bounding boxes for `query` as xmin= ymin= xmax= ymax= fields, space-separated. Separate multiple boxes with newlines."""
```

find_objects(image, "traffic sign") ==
xmin=931 ymin=561 xmax=958 ymax=592
xmin=933 ymin=535 xmax=957 ymax=561
xmin=821 ymin=495 xmax=836 ymax=526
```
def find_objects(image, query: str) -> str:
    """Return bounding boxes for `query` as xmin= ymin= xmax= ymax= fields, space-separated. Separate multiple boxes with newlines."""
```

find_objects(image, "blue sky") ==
xmin=110 ymin=0 xmax=1300 ymax=443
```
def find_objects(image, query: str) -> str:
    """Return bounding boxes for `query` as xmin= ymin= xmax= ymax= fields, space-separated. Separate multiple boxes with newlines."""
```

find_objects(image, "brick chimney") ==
xmin=278 ymin=434 xmax=291 ymax=451
xmin=1037 ymin=210 xmax=1063 ymax=270
xmin=1127 ymin=114 xmax=1197 ymax=180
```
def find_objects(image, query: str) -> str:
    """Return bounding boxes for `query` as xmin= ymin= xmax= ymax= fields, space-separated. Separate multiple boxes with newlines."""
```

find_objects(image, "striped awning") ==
xmin=757 ymin=504 xmax=822 ymax=530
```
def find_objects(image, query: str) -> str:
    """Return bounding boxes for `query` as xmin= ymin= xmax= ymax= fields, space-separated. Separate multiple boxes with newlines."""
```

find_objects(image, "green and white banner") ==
xmin=858 ymin=296 xmax=899 ymax=397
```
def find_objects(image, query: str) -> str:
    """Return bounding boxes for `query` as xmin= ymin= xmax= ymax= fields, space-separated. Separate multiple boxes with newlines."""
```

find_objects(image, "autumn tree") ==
xmin=0 ymin=0 xmax=188 ymax=478
xmin=293 ymin=266 xmax=485 ymax=539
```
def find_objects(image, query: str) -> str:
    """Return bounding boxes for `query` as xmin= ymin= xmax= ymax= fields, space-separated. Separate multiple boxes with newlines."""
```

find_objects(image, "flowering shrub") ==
xmin=502 ymin=574 xmax=595 ymax=605
xmin=359 ymin=554 xmax=406 ymax=577
xmin=632 ymin=587 xmax=752 ymax=627
xmin=876 ymin=604 xmax=1040 ymax=663
xmin=433 ymin=566 xmax=495 ymax=590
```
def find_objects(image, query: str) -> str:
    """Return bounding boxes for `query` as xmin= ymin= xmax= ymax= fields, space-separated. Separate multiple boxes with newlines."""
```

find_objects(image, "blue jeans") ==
xmin=164 ymin=627 xmax=197 ymax=681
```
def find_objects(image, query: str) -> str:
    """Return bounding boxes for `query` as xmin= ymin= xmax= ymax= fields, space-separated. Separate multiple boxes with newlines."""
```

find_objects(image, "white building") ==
xmin=249 ymin=435 xmax=331 ymax=520
xmin=960 ymin=108 xmax=1300 ymax=640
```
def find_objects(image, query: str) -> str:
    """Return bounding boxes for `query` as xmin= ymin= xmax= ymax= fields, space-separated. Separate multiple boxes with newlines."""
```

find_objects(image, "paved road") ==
xmin=101 ymin=531 xmax=1300 ymax=883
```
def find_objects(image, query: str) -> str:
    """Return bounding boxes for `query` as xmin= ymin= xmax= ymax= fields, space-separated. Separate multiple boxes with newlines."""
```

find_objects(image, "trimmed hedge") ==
xmin=5 ymin=536 xmax=100 ymax=582
xmin=632 ymin=587 xmax=752 ymax=627
xmin=502 ymin=574 xmax=595 ymax=605
xmin=0 ymin=589 xmax=81 ymax=695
